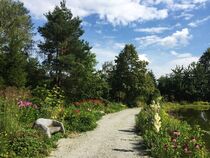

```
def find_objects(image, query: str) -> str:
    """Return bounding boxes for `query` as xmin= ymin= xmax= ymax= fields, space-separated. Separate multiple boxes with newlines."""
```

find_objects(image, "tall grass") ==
xmin=0 ymin=98 xmax=21 ymax=133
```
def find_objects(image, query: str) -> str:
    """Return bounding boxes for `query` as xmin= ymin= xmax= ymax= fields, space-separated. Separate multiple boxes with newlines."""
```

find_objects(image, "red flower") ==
xmin=74 ymin=109 xmax=80 ymax=114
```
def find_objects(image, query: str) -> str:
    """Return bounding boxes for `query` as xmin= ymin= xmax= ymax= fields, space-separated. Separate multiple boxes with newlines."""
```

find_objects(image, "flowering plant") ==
xmin=18 ymin=100 xmax=37 ymax=108
xmin=150 ymin=100 xmax=161 ymax=133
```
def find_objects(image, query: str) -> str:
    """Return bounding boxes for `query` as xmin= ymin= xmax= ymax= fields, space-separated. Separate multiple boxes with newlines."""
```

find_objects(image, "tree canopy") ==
xmin=109 ymin=44 xmax=158 ymax=106
xmin=0 ymin=0 xmax=33 ymax=87
xmin=158 ymin=48 xmax=210 ymax=102
xmin=38 ymin=1 xmax=105 ymax=101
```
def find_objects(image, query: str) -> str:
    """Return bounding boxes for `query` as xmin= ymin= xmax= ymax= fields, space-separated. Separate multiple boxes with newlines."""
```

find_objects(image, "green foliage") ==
xmin=32 ymin=85 xmax=65 ymax=120
xmin=25 ymin=58 xmax=47 ymax=89
xmin=19 ymin=106 xmax=39 ymax=125
xmin=0 ymin=98 xmax=20 ymax=133
xmin=105 ymin=102 xmax=127 ymax=113
xmin=0 ymin=0 xmax=33 ymax=87
xmin=136 ymin=102 xmax=208 ymax=158
xmin=158 ymin=48 xmax=210 ymax=102
xmin=0 ymin=129 xmax=62 ymax=158
xmin=37 ymin=1 xmax=104 ymax=101
xmin=64 ymin=102 xmax=126 ymax=132
xmin=110 ymin=44 xmax=159 ymax=106
xmin=64 ymin=107 xmax=97 ymax=132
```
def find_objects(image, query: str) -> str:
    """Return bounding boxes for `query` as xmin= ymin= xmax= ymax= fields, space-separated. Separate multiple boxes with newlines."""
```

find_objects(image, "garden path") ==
xmin=49 ymin=108 xmax=149 ymax=158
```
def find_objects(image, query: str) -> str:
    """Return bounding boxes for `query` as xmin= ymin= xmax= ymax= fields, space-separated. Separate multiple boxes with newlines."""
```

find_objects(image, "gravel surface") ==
xmin=49 ymin=108 xmax=149 ymax=158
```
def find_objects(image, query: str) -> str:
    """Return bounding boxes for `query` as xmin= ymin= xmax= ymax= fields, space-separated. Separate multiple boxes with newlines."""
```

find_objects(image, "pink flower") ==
xmin=18 ymin=100 xmax=33 ymax=108
xmin=171 ymin=130 xmax=180 ymax=137
xmin=171 ymin=138 xmax=177 ymax=143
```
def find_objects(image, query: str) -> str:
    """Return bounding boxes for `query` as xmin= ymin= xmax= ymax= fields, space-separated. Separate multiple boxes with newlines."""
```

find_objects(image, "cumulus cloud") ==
xmin=169 ymin=56 xmax=199 ymax=67
xmin=135 ymin=28 xmax=192 ymax=47
xmin=139 ymin=54 xmax=150 ymax=62
xmin=151 ymin=51 xmax=199 ymax=77
xmin=141 ymin=0 xmax=173 ymax=6
xmin=92 ymin=48 xmax=117 ymax=68
xmin=141 ymin=0 xmax=208 ymax=11
xmin=134 ymin=27 xmax=171 ymax=34
xmin=169 ymin=0 xmax=208 ymax=11
xmin=20 ymin=0 xmax=168 ymax=25
xmin=188 ymin=15 xmax=210 ymax=27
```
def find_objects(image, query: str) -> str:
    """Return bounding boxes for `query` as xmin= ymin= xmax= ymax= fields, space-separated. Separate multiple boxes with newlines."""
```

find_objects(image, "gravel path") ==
xmin=49 ymin=108 xmax=149 ymax=158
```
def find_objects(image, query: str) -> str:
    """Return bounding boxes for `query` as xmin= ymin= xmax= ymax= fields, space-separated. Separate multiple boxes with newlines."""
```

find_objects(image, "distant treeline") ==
xmin=158 ymin=48 xmax=210 ymax=102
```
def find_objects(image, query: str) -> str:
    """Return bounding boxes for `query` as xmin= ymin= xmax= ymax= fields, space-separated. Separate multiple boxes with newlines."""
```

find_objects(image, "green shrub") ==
xmin=2 ymin=129 xmax=61 ymax=158
xmin=64 ymin=107 xmax=97 ymax=132
xmin=31 ymin=85 xmax=65 ymax=120
xmin=105 ymin=102 xmax=126 ymax=113
xmin=19 ymin=106 xmax=39 ymax=125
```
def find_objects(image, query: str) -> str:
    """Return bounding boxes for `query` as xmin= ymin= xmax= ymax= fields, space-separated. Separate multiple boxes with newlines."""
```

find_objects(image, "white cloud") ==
xmin=171 ymin=3 xmax=195 ymax=10
xmin=151 ymin=51 xmax=199 ymax=77
xmin=169 ymin=56 xmax=199 ymax=67
xmin=139 ymin=54 xmax=150 ymax=62
xmin=141 ymin=0 xmax=208 ymax=11
xmin=20 ymin=0 xmax=168 ymax=25
xmin=141 ymin=0 xmax=173 ymax=6
xmin=92 ymin=48 xmax=117 ymax=69
xmin=168 ymin=0 xmax=208 ymax=11
xmin=170 ymin=51 xmax=192 ymax=58
xmin=176 ymin=13 xmax=194 ymax=20
xmin=136 ymin=28 xmax=192 ymax=47
xmin=113 ymin=42 xmax=125 ymax=49
xmin=134 ymin=26 xmax=171 ymax=34
xmin=188 ymin=15 xmax=210 ymax=27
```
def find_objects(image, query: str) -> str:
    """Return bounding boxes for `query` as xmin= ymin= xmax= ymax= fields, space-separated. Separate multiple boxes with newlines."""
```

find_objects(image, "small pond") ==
xmin=171 ymin=109 xmax=210 ymax=150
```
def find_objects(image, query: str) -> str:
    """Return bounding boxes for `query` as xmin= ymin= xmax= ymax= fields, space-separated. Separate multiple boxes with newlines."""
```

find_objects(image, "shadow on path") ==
xmin=116 ymin=128 xmax=149 ymax=157
xmin=112 ymin=148 xmax=134 ymax=152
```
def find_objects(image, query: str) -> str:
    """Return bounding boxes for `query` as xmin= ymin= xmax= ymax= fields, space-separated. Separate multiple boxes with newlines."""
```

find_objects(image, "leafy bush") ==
xmin=105 ymin=102 xmax=126 ymax=113
xmin=136 ymin=101 xmax=208 ymax=158
xmin=0 ymin=129 xmax=62 ymax=158
xmin=31 ymin=85 xmax=65 ymax=120
xmin=64 ymin=105 xmax=98 ymax=132
xmin=64 ymin=102 xmax=126 ymax=132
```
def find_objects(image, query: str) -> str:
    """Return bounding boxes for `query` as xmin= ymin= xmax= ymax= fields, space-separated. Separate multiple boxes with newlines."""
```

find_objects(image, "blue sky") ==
xmin=20 ymin=0 xmax=210 ymax=77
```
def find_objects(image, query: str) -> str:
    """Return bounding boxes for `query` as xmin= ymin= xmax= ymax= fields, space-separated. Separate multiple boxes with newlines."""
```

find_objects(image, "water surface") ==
xmin=171 ymin=109 xmax=210 ymax=150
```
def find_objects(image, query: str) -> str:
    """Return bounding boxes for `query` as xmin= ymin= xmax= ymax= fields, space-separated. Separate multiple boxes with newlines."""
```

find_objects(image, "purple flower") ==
xmin=18 ymin=100 xmax=33 ymax=108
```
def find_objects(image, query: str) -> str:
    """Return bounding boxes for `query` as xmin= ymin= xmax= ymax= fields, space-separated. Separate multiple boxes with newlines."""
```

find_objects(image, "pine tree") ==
xmin=38 ymin=1 xmax=101 ymax=101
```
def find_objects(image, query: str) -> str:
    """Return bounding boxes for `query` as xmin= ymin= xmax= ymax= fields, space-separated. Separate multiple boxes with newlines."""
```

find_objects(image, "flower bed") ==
xmin=0 ymin=86 xmax=127 ymax=157
xmin=136 ymin=101 xmax=209 ymax=157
